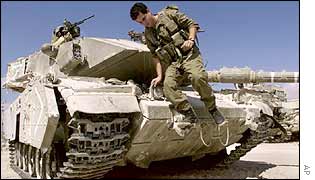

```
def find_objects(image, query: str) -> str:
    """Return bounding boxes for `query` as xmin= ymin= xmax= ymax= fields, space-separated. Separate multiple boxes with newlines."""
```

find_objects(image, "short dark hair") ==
xmin=130 ymin=2 xmax=148 ymax=20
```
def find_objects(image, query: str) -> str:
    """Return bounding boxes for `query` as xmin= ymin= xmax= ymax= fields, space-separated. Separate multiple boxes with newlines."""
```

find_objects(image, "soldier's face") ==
xmin=135 ymin=12 xmax=154 ymax=27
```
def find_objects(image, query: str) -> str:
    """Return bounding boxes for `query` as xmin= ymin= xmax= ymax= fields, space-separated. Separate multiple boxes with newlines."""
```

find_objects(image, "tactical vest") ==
xmin=146 ymin=6 xmax=190 ymax=63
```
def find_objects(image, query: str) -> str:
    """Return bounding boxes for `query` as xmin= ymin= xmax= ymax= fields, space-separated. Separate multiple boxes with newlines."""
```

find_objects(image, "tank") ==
xmin=207 ymin=67 xmax=299 ymax=142
xmin=2 ymin=37 xmax=299 ymax=179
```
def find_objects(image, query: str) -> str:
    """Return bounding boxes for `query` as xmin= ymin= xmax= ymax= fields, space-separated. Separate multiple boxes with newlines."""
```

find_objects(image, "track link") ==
xmin=59 ymin=112 xmax=131 ymax=179
xmin=8 ymin=112 xmax=133 ymax=179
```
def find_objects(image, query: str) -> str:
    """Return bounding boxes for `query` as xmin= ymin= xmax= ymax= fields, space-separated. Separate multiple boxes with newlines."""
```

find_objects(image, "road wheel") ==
xmin=28 ymin=146 xmax=36 ymax=177
xmin=35 ymin=148 xmax=46 ymax=178
xmin=45 ymin=148 xmax=52 ymax=179
xmin=23 ymin=144 xmax=29 ymax=172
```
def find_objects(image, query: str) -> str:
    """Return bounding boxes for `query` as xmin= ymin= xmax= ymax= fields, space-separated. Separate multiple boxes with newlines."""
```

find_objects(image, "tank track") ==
xmin=264 ymin=109 xmax=299 ymax=143
xmin=8 ymin=141 xmax=15 ymax=165
xmin=7 ymin=112 xmax=280 ymax=178
xmin=263 ymin=129 xmax=299 ymax=143
xmin=8 ymin=112 xmax=133 ymax=179
xmin=216 ymin=114 xmax=271 ymax=168
xmin=59 ymin=112 xmax=131 ymax=179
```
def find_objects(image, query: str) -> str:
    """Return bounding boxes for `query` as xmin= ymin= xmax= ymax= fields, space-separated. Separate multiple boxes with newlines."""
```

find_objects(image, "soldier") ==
xmin=51 ymin=25 xmax=74 ymax=47
xmin=41 ymin=15 xmax=94 ymax=58
xmin=41 ymin=25 xmax=74 ymax=58
xmin=130 ymin=2 xmax=224 ymax=124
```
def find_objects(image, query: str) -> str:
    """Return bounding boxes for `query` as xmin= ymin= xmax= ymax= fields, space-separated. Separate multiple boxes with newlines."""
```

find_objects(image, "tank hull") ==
xmin=2 ymin=37 xmax=299 ymax=178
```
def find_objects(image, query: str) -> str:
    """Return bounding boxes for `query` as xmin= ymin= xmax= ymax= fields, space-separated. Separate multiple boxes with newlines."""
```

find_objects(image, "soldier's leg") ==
xmin=182 ymin=54 xmax=224 ymax=124
xmin=182 ymin=54 xmax=216 ymax=111
xmin=163 ymin=63 xmax=191 ymax=112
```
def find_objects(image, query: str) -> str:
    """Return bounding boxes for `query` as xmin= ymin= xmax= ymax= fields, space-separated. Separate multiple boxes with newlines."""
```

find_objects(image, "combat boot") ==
xmin=209 ymin=108 xmax=225 ymax=124
xmin=180 ymin=108 xmax=197 ymax=124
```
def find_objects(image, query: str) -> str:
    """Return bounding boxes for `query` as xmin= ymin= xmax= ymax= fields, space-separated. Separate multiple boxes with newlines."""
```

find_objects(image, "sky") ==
xmin=1 ymin=1 xmax=299 ymax=102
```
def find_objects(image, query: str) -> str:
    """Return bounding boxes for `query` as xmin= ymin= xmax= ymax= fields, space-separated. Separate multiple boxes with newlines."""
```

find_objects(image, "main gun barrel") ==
xmin=207 ymin=67 xmax=299 ymax=83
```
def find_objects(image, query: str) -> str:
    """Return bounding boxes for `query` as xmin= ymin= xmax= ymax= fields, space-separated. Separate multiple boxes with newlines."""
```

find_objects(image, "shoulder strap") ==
xmin=160 ymin=5 xmax=179 ymax=16
xmin=166 ymin=5 xmax=179 ymax=11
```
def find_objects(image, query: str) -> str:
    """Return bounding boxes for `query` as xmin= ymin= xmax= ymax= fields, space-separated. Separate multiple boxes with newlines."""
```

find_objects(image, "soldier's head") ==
xmin=130 ymin=2 xmax=156 ymax=28
xmin=53 ymin=26 xmax=64 ymax=37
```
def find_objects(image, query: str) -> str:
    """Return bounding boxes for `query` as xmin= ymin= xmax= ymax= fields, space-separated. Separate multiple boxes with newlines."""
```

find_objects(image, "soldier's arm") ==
xmin=153 ymin=57 xmax=162 ymax=78
xmin=188 ymin=25 xmax=197 ymax=41
xmin=63 ymin=32 xmax=73 ymax=41
xmin=51 ymin=34 xmax=59 ymax=44
xmin=170 ymin=10 xmax=200 ymax=32
xmin=52 ymin=36 xmax=66 ymax=47
xmin=144 ymin=29 xmax=162 ymax=86
xmin=171 ymin=10 xmax=199 ymax=51
xmin=151 ymin=57 xmax=163 ymax=86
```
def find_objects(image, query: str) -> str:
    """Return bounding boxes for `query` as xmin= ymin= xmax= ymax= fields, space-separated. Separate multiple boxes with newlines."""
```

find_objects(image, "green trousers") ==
xmin=163 ymin=52 xmax=216 ymax=112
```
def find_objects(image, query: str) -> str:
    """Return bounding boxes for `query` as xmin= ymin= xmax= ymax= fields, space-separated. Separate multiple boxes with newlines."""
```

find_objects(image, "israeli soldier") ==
xmin=51 ymin=25 xmax=74 ymax=47
xmin=130 ymin=2 xmax=225 ymax=124
xmin=41 ymin=25 xmax=74 ymax=58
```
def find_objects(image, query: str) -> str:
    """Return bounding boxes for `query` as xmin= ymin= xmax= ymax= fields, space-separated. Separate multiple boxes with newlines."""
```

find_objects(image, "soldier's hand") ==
xmin=151 ymin=76 xmax=162 ymax=87
xmin=64 ymin=32 xmax=73 ymax=41
xmin=181 ymin=40 xmax=194 ymax=52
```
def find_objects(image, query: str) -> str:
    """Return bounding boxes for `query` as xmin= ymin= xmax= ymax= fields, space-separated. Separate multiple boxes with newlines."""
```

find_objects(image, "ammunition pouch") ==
xmin=155 ymin=46 xmax=172 ymax=63
xmin=171 ymin=30 xmax=188 ymax=47
xmin=163 ymin=18 xmax=178 ymax=35
xmin=163 ymin=43 xmax=177 ymax=59
xmin=155 ymin=30 xmax=190 ymax=63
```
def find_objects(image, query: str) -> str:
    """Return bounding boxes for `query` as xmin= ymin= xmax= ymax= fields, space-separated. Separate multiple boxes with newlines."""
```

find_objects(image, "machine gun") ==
xmin=61 ymin=15 xmax=95 ymax=38
xmin=42 ymin=15 xmax=95 ymax=58
xmin=128 ymin=30 xmax=146 ymax=44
